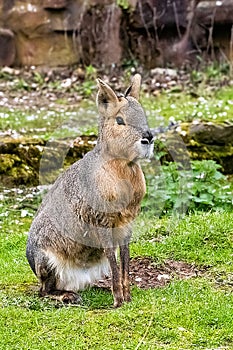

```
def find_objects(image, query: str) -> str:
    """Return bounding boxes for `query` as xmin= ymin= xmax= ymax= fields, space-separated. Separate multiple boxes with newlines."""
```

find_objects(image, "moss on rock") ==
xmin=0 ymin=135 xmax=97 ymax=187
xmin=1 ymin=122 xmax=233 ymax=188
xmin=170 ymin=121 xmax=233 ymax=174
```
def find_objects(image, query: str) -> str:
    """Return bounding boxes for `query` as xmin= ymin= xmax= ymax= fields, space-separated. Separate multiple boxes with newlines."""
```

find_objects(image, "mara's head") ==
xmin=96 ymin=74 xmax=154 ymax=161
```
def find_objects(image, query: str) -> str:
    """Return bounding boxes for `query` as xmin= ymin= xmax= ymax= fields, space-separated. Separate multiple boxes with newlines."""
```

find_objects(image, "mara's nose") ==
xmin=141 ymin=130 xmax=154 ymax=145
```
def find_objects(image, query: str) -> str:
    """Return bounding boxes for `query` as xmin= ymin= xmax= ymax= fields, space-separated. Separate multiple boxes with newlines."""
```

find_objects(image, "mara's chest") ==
xmin=95 ymin=159 xmax=146 ymax=223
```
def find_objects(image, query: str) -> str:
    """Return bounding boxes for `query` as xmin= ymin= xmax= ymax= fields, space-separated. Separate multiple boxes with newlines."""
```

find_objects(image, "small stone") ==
xmin=43 ymin=0 xmax=68 ymax=9
xmin=151 ymin=68 xmax=178 ymax=78
xmin=135 ymin=277 xmax=142 ymax=282
xmin=157 ymin=274 xmax=170 ymax=281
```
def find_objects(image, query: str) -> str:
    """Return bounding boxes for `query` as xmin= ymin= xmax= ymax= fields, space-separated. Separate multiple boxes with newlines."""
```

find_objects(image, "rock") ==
xmin=99 ymin=5 xmax=122 ymax=66
xmin=195 ymin=1 xmax=233 ymax=61
xmin=0 ymin=28 xmax=16 ymax=66
xmin=4 ymin=1 xmax=80 ymax=66
xmin=1 ymin=66 xmax=20 ymax=75
xmin=15 ymin=32 xmax=78 ymax=67
xmin=0 ymin=0 xmax=233 ymax=70
xmin=151 ymin=68 xmax=178 ymax=78
xmin=49 ymin=9 xmax=79 ymax=31
xmin=87 ymin=0 xmax=115 ymax=5
xmin=0 ymin=154 xmax=17 ymax=173
xmin=189 ymin=122 xmax=233 ymax=145
xmin=6 ymin=5 xmax=51 ymax=37
xmin=129 ymin=0 xmax=188 ymax=29
xmin=43 ymin=0 xmax=69 ymax=9
xmin=1 ymin=121 xmax=233 ymax=187
xmin=173 ymin=121 xmax=233 ymax=174
xmin=196 ymin=0 xmax=233 ymax=25
xmin=78 ymin=3 xmax=122 ymax=66
xmin=0 ymin=135 xmax=97 ymax=187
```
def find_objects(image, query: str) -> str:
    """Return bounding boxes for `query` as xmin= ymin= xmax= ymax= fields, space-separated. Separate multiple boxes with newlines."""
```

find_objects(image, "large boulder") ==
xmin=15 ymin=32 xmax=78 ymax=66
xmin=0 ymin=28 xmax=16 ymax=66
xmin=196 ymin=0 xmax=233 ymax=25
xmin=5 ymin=1 xmax=79 ymax=66
xmin=0 ymin=135 xmax=96 ymax=186
xmin=172 ymin=121 xmax=233 ymax=174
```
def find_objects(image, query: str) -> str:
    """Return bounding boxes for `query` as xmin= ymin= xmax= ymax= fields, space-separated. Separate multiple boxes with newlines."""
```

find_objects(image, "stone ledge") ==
xmin=0 ymin=135 xmax=96 ymax=187
xmin=1 ymin=121 xmax=233 ymax=187
xmin=170 ymin=121 xmax=233 ymax=174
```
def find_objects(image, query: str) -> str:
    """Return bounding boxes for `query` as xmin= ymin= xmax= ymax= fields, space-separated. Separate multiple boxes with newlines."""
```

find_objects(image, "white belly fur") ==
xmin=46 ymin=251 xmax=110 ymax=291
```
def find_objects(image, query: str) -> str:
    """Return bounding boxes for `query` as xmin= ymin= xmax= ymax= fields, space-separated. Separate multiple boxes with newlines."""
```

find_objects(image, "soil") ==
xmin=95 ymin=257 xmax=202 ymax=290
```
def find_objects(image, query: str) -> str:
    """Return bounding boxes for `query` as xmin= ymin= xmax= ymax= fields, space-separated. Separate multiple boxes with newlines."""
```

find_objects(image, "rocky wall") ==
xmin=1 ymin=121 xmax=233 ymax=186
xmin=0 ymin=0 xmax=233 ymax=67
xmin=0 ymin=135 xmax=96 ymax=186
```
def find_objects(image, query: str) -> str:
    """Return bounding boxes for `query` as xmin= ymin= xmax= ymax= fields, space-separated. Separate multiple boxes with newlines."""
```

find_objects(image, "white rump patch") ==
xmin=46 ymin=251 xmax=110 ymax=291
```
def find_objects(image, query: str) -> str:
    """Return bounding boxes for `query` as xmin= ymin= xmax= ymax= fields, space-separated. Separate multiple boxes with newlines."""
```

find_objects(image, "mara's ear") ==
xmin=96 ymin=78 xmax=118 ymax=113
xmin=125 ymin=74 xmax=141 ymax=100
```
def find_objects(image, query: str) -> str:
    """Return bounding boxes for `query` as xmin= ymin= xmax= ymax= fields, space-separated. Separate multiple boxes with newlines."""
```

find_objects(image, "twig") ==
xmin=207 ymin=5 xmax=217 ymax=60
xmin=173 ymin=1 xmax=182 ymax=39
xmin=230 ymin=25 xmax=233 ymax=77
xmin=134 ymin=309 xmax=155 ymax=350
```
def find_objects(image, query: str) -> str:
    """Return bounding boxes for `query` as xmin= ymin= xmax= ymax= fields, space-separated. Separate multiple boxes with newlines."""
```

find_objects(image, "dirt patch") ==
xmin=95 ymin=257 xmax=202 ymax=290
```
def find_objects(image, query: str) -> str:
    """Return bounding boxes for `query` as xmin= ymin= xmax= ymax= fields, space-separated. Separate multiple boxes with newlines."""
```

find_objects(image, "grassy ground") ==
xmin=0 ymin=100 xmax=98 ymax=140
xmin=0 ymin=196 xmax=233 ymax=350
xmin=1 ymin=73 xmax=233 ymax=140
xmin=143 ymin=85 xmax=233 ymax=128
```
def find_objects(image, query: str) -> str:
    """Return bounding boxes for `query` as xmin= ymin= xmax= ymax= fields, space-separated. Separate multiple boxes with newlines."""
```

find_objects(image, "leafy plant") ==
xmin=85 ymin=65 xmax=97 ymax=80
xmin=72 ymin=65 xmax=98 ymax=96
xmin=81 ymin=81 xmax=96 ymax=96
xmin=117 ymin=0 xmax=130 ymax=10
xmin=14 ymin=78 xmax=31 ymax=91
xmin=190 ymin=62 xmax=231 ymax=90
xmin=33 ymin=71 xmax=44 ymax=85
xmin=143 ymin=160 xmax=233 ymax=215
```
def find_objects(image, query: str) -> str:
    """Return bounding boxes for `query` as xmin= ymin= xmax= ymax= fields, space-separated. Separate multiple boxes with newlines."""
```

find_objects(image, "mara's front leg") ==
xmin=104 ymin=247 xmax=124 ymax=308
xmin=120 ymin=241 xmax=131 ymax=303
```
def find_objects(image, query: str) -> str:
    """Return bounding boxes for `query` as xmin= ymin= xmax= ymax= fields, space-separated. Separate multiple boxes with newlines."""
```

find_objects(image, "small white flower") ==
xmin=21 ymin=209 xmax=29 ymax=218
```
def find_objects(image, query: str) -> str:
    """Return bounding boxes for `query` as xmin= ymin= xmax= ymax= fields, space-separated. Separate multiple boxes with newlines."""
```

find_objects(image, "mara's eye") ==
xmin=116 ymin=116 xmax=125 ymax=125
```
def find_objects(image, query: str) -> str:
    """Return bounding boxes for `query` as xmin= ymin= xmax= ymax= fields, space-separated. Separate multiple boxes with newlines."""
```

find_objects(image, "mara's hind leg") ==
xmin=37 ymin=258 xmax=81 ymax=304
xmin=120 ymin=242 xmax=131 ymax=303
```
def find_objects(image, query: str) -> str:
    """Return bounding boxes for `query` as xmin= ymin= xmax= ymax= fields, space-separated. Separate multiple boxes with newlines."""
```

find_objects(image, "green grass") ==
xmin=1 ymin=82 xmax=233 ymax=139
xmin=132 ymin=211 xmax=233 ymax=269
xmin=0 ymin=100 xmax=98 ymax=140
xmin=1 ymin=281 xmax=233 ymax=350
xmin=143 ymin=85 xmax=233 ymax=129
xmin=0 ymin=195 xmax=233 ymax=349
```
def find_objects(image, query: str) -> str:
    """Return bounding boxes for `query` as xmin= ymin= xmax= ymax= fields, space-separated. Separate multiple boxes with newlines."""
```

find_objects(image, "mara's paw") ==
xmin=123 ymin=286 xmax=131 ymax=303
xmin=60 ymin=291 xmax=82 ymax=304
xmin=113 ymin=295 xmax=124 ymax=308
xmin=123 ymin=293 xmax=131 ymax=303
xmin=40 ymin=290 xmax=82 ymax=305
